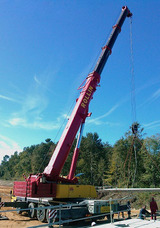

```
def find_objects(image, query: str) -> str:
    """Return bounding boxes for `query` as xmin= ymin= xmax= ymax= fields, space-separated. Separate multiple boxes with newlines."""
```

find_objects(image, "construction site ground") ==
xmin=0 ymin=180 xmax=160 ymax=228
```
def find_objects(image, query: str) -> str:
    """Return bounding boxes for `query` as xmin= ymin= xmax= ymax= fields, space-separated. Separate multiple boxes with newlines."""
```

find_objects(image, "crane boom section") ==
xmin=43 ymin=6 xmax=132 ymax=181
xmin=94 ymin=6 xmax=132 ymax=75
xmin=44 ymin=71 xmax=100 ymax=179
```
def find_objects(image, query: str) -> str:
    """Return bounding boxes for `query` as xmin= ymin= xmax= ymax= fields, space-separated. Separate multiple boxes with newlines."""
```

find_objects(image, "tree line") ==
xmin=0 ymin=124 xmax=160 ymax=187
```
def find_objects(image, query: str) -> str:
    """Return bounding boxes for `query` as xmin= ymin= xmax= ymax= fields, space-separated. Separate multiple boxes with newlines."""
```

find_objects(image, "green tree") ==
xmin=77 ymin=133 xmax=108 ymax=185
xmin=106 ymin=123 xmax=144 ymax=187
xmin=140 ymin=135 xmax=160 ymax=187
xmin=31 ymin=141 xmax=55 ymax=174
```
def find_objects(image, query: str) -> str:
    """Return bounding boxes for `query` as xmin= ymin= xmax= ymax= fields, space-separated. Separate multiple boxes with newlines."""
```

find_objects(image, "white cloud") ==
xmin=9 ymin=118 xmax=26 ymax=126
xmin=29 ymin=121 xmax=60 ymax=130
xmin=151 ymin=88 xmax=160 ymax=101
xmin=8 ymin=114 xmax=67 ymax=130
xmin=62 ymin=113 xmax=70 ymax=119
xmin=138 ymin=82 xmax=160 ymax=108
xmin=0 ymin=94 xmax=19 ymax=103
xmin=5 ymin=74 xmax=50 ymax=130
xmin=34 ymin=75 xmax=41 ymax=85
xmin=143 ymin=120 xmax=160 ymax=130
xmin=0 ymin=135 xmax=22 ymax=163
xmin=87 ymin=104 xmax=119 ymax=125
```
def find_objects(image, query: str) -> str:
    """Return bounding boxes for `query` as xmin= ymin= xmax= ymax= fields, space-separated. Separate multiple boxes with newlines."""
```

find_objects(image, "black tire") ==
xmin=28 ymin=202 xmax=36 ymax=218
xmin=106 ymin=214 xmax=114 ymax=220
xmin=37 ymin=204 xmax=46 ymax=222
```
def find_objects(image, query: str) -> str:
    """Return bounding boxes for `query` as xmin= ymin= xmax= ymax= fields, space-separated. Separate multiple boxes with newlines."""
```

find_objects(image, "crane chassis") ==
xmin=1 ymin=6 xmax=132 ymax=224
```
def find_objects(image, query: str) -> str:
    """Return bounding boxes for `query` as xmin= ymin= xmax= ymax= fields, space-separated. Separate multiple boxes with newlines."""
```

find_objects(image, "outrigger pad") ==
xmin=0 ymin=214 xmax=9 ymax=220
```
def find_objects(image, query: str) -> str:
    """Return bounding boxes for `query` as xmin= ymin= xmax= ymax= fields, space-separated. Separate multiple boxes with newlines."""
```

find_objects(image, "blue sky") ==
xmin=0 ymin=0 xmax=160 ymax=162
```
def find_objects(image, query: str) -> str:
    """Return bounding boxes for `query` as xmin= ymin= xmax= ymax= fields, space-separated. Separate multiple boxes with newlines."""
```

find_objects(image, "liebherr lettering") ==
xmin=81 ymin=86 xmax=93 ymax=108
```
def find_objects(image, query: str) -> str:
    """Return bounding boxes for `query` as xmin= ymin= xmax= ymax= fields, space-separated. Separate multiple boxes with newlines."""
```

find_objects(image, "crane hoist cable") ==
xmin=123 ymin=137 xmax=135 ymax=170
xmin=128 ymin=138 xmax=134 ymax=175
xmin=123 ymin=17 xmax=138 ymax=186
xmin=123 ymin=135 xmax=138 ymax=187
xmin=129 ymin=17 xmax=138 ymax=186
xmin=123 ymin=19 xmax=159 ymax=186
xmin=132 ymin=142 xmax=137 ymax=187
xmin=130 ymin=17 xmax=137 ymax=123
xmin=127 ymin=140 xmax=134 ymax=187
xmin=123 ymin=136 xmax=135 ymax=187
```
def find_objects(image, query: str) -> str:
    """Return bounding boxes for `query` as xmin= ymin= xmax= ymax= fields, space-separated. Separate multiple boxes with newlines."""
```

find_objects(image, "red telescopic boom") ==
xmin=43 ymin=6 xmax=132 ymax=182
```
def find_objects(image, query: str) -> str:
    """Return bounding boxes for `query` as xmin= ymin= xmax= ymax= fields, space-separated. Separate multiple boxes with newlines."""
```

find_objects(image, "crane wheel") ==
xmin=28 ymin=202 xmax=36 ymax=218
xmin=46 ymin=208 xmax=56 ymax=224
xmin=106 ymin=214 xmax=114 ymax=220
xmin=37 ymin=204 xmax=46 ymax=222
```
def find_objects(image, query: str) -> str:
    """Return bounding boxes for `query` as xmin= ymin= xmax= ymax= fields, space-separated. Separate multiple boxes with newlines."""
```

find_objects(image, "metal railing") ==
xmin=0 ymin=198 xmax=131 ymax=228
xmin=97 ymin=187 xmax=160 ymax=192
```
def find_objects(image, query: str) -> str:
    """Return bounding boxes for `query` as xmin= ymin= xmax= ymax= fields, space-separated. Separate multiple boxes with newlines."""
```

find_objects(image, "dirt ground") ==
xmin=0 ymin=180 xmax=141 ymax=228
xmin=0 ymin=181 xmax=44 ymax=228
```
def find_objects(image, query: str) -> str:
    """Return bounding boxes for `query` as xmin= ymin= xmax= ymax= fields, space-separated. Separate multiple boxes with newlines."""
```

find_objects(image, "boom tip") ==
xmin=122 ymin=6 xmax=133 ymax=17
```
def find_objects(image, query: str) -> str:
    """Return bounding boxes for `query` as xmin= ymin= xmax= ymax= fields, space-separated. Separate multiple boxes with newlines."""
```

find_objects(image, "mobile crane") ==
xmin=1 ymin=6 xmax=132 ymax=223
